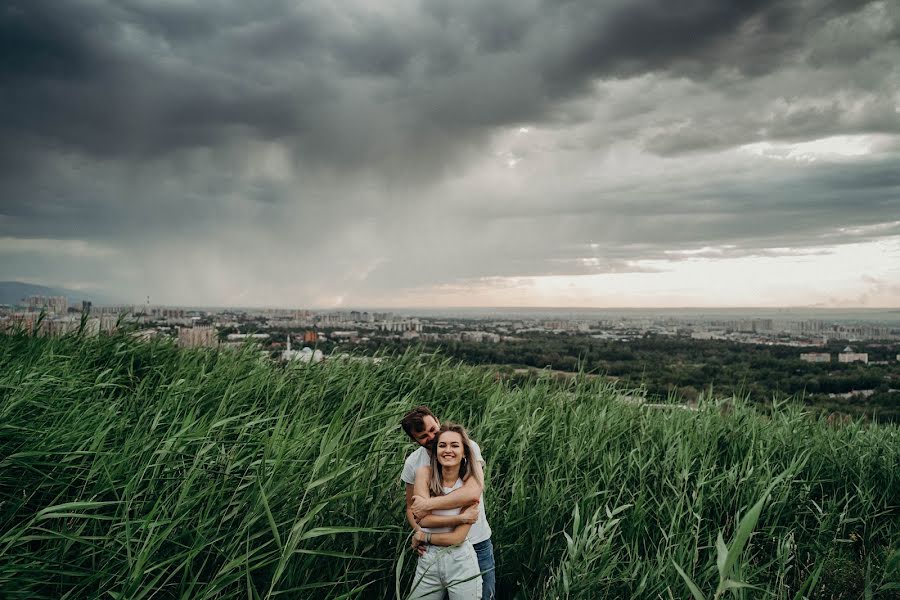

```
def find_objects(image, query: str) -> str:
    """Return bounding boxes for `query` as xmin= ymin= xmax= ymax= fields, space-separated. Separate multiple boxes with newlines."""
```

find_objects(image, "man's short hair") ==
xmin=400 ymin=405 xmax=435 ymax=438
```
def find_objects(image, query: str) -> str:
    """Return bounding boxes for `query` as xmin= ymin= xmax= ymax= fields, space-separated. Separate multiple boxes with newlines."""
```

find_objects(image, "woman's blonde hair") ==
xmin=427 ymin=423 xmax=478 ymax=498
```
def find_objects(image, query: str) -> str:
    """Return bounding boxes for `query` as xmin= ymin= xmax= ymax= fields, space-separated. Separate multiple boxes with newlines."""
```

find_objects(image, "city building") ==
xmin=226 ymin=333 xmax=270 ymax=342
xmin=331 ymin=330 xmax=360 ymax=339
xmin=43 ymin=317 xmax=82 ymax=337
xmin=380 ymin=319 xmax=422 ymax=333
xmin=282 ymin=334 xmax=300 ymax=361
xmin=178 ymin=325 xmax=217 ymax=348
xmin=838 ymin=346 xmax=868 ymax=364
xmin=800 ymin=352 xmax=831 ymax=363
xmin=460 ymin=331 xmax=500 ymax=343
xmin=25 ymin=295 xmax=68 ymax=314
xmin=2 ymin=313 xmax=38 ymax=333
xmin=283 ymin=335 xmax=323 ymax=363
xmin=726 ymin=319 xmax=773 ymax=333
xmin=95 ymin=305 xmax=133 ymax=317
xmin=692 ymin=331 xmax=722 ymax=340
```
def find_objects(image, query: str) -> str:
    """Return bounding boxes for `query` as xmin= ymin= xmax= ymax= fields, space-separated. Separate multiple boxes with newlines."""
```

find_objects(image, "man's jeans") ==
xmin=473 ymin=539 xmax=495 ymax=600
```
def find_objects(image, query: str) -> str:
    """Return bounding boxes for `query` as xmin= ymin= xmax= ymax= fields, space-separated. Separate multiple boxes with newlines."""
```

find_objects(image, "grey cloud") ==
xmin=2 ymin=0 xmax=886 ymax=170
xmin=805 ymin=1 xmax=900 ymax=67
xmin=443 ymin=152 xmax=900 ymax=247
xmin=639 ymin=2 xmax=900 ymax=157
xmin=642 ymin=74 xmax=900 ymax=156
xmin=3 ymin=150 xmax=898 ymax=304
xmin=328 ymin=152 xmax=900 ymax=295
xmin=2 ymin=0 xmax=899 ymax=305
xmin=545 ymin=0 xmax=779 ymax=83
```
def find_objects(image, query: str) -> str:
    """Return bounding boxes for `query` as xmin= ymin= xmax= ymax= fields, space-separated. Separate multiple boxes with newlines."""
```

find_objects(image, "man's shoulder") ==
xmin=401 ymin=446 xmax=428 ymax=485
xmin=404 ymin=446 xmax=428 ymax=467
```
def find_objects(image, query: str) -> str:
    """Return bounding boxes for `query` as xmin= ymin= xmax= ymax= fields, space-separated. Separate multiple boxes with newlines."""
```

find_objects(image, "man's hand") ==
xmin=411 ymin=495 xmax=432 ymax=520
xmin=460 ymin=501 xmax=480 ymax=524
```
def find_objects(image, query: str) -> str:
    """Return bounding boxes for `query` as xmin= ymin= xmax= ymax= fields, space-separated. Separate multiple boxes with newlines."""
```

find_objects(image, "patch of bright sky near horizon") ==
xmin=371 ymin=236 xmax=900 ymax=309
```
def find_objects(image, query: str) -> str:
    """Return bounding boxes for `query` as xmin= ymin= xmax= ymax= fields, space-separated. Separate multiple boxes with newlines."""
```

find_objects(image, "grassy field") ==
xmin=0 ymin=332 xmax=897 ymax=599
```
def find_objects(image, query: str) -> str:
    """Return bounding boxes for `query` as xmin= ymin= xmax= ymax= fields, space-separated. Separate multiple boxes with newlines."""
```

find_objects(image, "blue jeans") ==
xmin=473 ymin=539 xmax=495 ymax=600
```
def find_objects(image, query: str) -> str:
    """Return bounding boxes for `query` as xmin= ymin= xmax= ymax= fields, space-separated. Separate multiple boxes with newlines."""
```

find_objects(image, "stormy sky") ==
xmin=2 ymin=0 xmax=899 ymax=308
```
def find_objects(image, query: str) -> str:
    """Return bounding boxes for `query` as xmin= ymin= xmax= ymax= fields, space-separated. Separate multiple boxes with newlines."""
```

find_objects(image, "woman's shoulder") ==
xmin=414 ymin=465 xmax=432 ymax=479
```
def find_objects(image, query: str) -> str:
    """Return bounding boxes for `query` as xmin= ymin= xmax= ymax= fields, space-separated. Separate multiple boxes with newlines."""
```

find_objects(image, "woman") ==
xmin=409 ymin=423 xmax=483 ymax=599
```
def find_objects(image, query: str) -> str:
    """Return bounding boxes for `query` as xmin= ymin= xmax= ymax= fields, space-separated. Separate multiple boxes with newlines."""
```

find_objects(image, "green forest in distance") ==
xmin=345 ymin=334 xmax=900 ymax=422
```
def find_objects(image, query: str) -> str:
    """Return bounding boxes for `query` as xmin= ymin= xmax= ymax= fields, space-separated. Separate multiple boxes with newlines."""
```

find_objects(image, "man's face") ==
xmin=411 ymin=416 xmax=440 ymax=448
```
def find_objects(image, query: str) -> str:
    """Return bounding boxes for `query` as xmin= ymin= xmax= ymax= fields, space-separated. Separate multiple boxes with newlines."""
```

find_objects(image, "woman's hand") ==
xmin=411 ymin=529 xmax=427 ymax=555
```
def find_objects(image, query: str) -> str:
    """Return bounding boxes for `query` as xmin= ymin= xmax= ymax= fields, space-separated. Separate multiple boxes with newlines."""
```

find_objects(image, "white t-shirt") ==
xmin=421 ymin=478 xmax=463 ymax=534
xmin=401 ymin=440 xmax=492 ymax=544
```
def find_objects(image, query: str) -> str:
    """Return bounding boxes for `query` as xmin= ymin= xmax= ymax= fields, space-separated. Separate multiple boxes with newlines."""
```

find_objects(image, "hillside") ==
xmin=0 ymin=333 xmax=897 ymax=599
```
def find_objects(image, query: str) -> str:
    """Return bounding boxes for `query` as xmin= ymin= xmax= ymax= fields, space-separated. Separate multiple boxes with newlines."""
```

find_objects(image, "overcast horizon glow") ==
xmin=2 ymin=0 xmax=899 ymax=309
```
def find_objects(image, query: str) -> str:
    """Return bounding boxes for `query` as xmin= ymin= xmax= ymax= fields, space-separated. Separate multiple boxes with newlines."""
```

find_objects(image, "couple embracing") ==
xmin=400 ymin=406 xmax=496 ymax=599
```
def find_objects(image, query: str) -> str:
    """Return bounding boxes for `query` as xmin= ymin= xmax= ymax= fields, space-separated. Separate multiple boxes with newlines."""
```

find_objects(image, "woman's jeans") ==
xmin=411 ymin=541 xmax=482 ymax=599
xmin=473 ymin=539 xmax=495 ymax=600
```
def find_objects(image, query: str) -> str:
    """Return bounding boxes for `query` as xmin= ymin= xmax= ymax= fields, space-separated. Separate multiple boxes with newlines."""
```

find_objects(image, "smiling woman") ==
xmin=410 ymin=424 xmax=484 ymax=600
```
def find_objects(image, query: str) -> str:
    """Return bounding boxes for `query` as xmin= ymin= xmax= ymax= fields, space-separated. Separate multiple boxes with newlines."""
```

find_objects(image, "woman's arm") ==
xmin=413 ymin=520 xmax=474 ymax=547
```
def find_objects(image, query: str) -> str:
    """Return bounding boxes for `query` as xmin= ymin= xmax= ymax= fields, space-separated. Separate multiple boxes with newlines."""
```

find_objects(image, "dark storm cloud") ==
xmin=1 ymin=1 xmax=320 ymax=164
xmin=1 ymin=0 xmax=885 ymax=170
xmin=545 ymin=0 xmax=780 ymax=83
xmin=1 ymin=0 xmax=898 ymax=304
xmin=641 ymin=1 xmax=900 ymax=156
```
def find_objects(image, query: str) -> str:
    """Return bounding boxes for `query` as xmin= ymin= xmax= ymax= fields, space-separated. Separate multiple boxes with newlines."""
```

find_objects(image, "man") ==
xmin=400 ymin=406 xmax=496 ymax=600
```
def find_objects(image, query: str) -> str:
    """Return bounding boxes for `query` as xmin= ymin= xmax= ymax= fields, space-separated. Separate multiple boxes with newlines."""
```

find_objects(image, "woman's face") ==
xmin=435 ymin=431 xmax=464 ymax=468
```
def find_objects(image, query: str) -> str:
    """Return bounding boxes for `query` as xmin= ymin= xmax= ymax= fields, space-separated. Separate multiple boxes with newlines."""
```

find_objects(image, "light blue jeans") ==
xmin=411 ymin=542 xmax=482 ymax=599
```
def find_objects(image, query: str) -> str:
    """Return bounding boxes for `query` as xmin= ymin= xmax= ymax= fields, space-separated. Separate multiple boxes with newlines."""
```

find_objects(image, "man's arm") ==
xmin=411 ymin=451 xmax=485 ymax=516
xmin=404 ymin=483 xmax=420 ymax=532
xmin=418 ymin=503 xmax=479 ymax=529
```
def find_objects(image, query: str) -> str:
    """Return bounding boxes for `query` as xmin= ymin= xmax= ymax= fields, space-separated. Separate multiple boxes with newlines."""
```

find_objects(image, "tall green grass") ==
xmin=0 ymin=332 xmax=897 ymax=599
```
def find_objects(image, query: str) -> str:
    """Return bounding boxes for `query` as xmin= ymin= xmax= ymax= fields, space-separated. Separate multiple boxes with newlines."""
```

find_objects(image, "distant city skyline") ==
xmin=5 ymin=283 xmax=900 ymax=327
xmin=2 ymin=2 xmax=899 ymax=308
xmin=6 ymin=295 xmax=898 ymax=345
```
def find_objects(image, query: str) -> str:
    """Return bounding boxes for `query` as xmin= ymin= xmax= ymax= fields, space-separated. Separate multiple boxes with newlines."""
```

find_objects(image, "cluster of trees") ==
xmin=357 ymin=334 xmax=900 ymax=422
